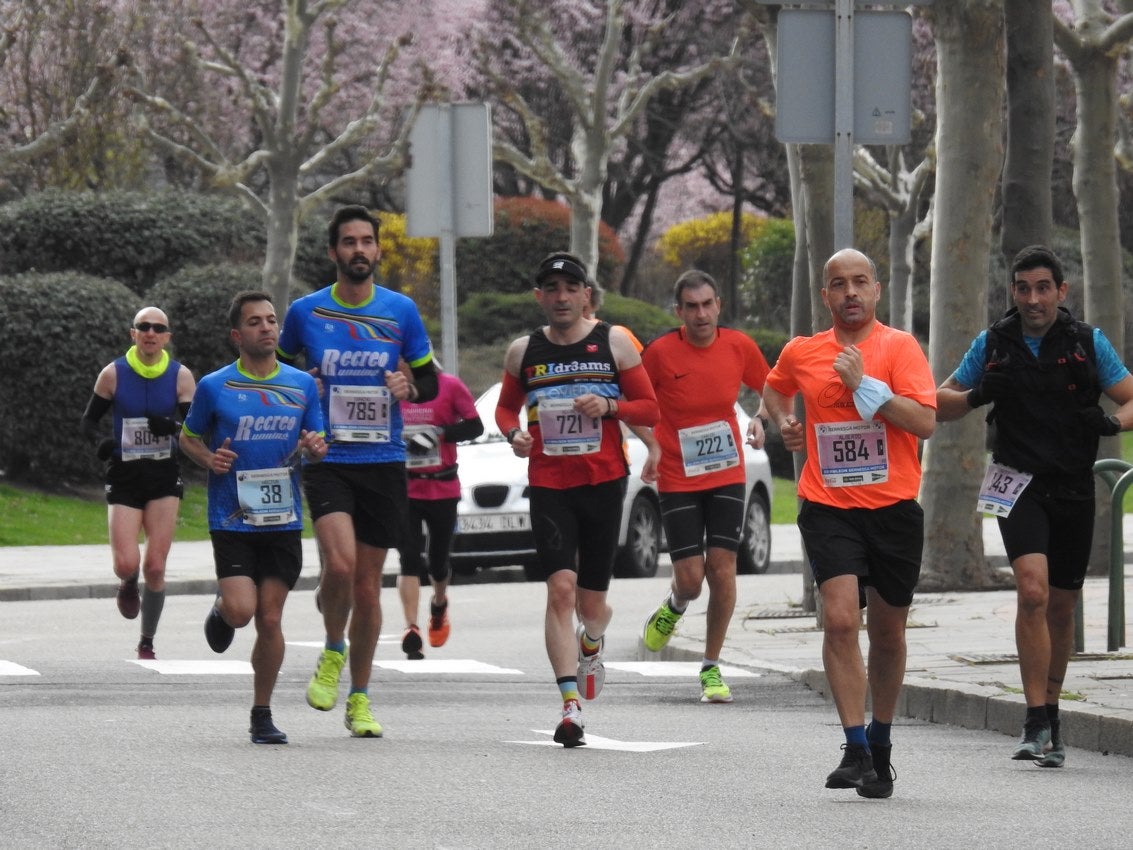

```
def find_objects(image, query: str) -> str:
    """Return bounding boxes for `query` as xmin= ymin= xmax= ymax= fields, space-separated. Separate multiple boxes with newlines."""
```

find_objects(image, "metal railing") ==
xmin=1082 ymin=459 xmax=1133 ymax=652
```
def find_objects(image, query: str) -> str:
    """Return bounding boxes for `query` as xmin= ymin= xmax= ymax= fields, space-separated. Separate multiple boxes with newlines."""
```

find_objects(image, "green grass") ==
xmin=0 ymin=482 xmax=212 ymax=546
xmin=771 ymin=477 xmax=798 ymax=525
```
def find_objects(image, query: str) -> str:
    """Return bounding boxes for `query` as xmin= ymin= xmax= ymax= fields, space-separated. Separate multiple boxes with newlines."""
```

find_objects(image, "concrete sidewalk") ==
xmin=2 ymin=520 xmax=1131 ymax=758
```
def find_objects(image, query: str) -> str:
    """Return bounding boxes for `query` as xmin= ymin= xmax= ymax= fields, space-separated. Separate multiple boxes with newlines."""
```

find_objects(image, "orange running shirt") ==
xmin=765 ymin=322 xmax=935 ymax=509
xmin=642 ymin=327 xmax=769 ymax=492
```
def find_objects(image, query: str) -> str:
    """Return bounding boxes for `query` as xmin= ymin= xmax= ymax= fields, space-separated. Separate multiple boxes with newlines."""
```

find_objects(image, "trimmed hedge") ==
xmin=0 ymin=272 xmax=141 ymax=483
xmin=150 ymin=264 xmax=312 ymax=380
xmin=455 ymin=290 xmax=674 ymax=347
xmin=0 ymin=190 xmax=265 ymax=294
xmin=456 ymin=197 xmax=626 ymax=301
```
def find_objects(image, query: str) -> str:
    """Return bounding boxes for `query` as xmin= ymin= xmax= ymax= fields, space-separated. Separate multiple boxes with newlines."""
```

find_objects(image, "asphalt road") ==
xmin=1 ymin=583 xmax=1130 ymax=849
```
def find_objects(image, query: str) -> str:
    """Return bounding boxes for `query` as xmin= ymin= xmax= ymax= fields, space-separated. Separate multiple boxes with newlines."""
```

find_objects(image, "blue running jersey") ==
xmin=184 ymin=361 xmax=324 ymax=532
xmin=278 ymin=283 xmax=433 ymax=464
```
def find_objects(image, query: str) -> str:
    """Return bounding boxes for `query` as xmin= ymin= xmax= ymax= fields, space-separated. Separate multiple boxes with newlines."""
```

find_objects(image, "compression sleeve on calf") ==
xmin=495 ymin=372 xmax=526 ymax=434
xmin=411 ymin=360 xmax=439 ymax=402
xmin=442 ymin=416 xmax=485 ymax=443
xmin=852 ymin=375 xmax=895 ymax=421
xmin=80 ymin=393 xmax=113 ymax=444
xmin=613 ymin=364 xmax=660 ymax=427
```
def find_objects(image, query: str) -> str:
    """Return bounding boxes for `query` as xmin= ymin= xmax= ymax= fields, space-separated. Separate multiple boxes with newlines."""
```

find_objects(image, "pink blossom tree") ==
xmin=125 ymin=0 xmax=442 ymax=306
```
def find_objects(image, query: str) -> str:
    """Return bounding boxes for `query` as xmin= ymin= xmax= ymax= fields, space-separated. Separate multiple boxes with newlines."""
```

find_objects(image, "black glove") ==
xmin=1079 ymin=405 xmax=1122 ymax=436
xmin=408 ymin=430 xmax=439 ymax=455
xmin=96 ymin=438 xmax=116 ymax=461
xmin=147 ymin=415 xmax=181 ymax=437
xmin=967 ymin=370 xmax=1012 ymax=408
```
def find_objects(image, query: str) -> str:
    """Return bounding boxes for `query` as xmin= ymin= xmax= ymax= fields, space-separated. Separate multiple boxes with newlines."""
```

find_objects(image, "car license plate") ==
xmin=457 ymin=513 xmax=531 ymax=534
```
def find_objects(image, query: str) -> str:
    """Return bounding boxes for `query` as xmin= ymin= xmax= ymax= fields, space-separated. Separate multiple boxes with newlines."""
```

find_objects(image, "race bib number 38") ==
xmin=237 ymin=467 xmax=296 ymax=526
xmin=816 ymin=419 xmax=889 ymax=487
xmin=328 ymin=385 xmax=391 ymax=443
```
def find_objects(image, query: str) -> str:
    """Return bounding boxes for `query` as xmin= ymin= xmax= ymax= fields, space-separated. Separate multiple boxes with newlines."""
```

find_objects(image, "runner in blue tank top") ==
xmin=80 ymin=305 xmax=196 ymax=660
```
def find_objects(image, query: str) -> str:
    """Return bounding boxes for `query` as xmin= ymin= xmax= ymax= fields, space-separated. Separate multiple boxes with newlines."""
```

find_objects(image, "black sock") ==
xmin=252 ymin=705 xmax=271 ymax=717
xmin=1026 ymin=705 xmax=1048 ymax=726
xmin=1045 ymin=703 xmax=1059 ymax=723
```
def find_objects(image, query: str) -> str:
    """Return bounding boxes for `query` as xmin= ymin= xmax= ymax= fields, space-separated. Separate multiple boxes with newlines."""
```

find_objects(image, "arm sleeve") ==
xmin=80 ymin=394 xmax=113 ymax=444
xmin=411 ymin=360 xmax=439 ymax=403
xmin=495 ymin=371 xmax=526 ymax=434
xmin=442 ymin=417 xmax=484 ymax=443
xmin=615 ymin=363 xmax=660 ymax=426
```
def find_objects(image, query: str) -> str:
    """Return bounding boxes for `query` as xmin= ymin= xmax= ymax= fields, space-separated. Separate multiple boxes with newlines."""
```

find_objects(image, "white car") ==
xmin=448 ymin=382 xmax=773 ymax=581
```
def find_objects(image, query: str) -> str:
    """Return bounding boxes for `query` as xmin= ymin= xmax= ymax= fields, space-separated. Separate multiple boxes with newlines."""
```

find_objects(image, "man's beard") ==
xmin=338 ymin=254 xmax=376 ymax=283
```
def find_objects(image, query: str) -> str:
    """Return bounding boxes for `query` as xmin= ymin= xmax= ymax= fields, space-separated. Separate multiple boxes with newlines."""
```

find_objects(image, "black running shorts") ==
xmin=105 ymin=459 xmax=184 ymax=509
xmin=659 ymin=483 xmax=746 ymax=562
xmin=997 ymin=483 xmax=1094 ymax=590
xmin=210 ymin=529 xmax=303 ymax=589
xmin=798 ymin=498 xmax=923 ymax=608
xmin=528 ymin=477 xmax=627 ymax=591
xmin=303 ymin=461 xmax=407 ymax=549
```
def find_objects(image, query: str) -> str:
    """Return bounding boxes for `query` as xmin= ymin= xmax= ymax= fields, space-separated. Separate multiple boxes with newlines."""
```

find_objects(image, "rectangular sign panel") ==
xmin=774 ymin=9 xmax=912 ymax=145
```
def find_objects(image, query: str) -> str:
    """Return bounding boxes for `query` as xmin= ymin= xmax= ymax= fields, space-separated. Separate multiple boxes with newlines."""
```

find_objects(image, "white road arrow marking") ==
xmin=131 ymin=660 xmax=254 ymax=674
xmin=0 ymin=660 xmax=39 ymax=676
xmin=604 ymin=661 xmax=760 ymax=678
xmin=376 ymin=659 xmax=523 ymax=675
xmin=509 ymin=732 xmax=704 ymax=752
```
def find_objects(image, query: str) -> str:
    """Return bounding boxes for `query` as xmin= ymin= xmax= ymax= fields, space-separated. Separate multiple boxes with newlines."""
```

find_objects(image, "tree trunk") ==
xmin=920 ymin=0 xmax=1011 ymax=592
xmin=1000 ymin=1 xmax=1054 ymax=263
xmin=798 ymin=145 xmax=835 ymax=333
xmin=1067 ymin=16 xmax=1125 ymax=575
xmin=887 ymin=203 xmax=916 ymax=331
xmin=263 ymin=170 xmax=302 ymax=309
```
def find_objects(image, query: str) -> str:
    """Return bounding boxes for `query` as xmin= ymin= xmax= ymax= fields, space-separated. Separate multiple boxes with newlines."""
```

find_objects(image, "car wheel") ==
xmin=737 ymin=490 xmax=771 ymax=575
xmin=614 ymin=494 xmax=661 ymax=579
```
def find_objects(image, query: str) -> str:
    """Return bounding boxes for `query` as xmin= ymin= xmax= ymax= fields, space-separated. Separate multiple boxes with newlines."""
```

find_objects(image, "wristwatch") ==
xmin=506 ymin=427 xmax=521 ymax=445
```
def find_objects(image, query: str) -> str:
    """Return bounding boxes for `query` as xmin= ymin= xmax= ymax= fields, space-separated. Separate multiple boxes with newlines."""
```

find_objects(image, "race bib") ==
xmin=120 ymin=416 xmax=172 ymax=461
xmin=403 ymin=424 xmax=442 ymax=469
xmin=678 ymin=420 xmax=739 ymax=477
xmin=815 ymin=419 xmax=889 ymax=487
xmin=538 ymin=397 xmax=601 ymax=455
xmin=328 ymin=385 xmax=391 ymax=443
xmin=976 ymin=460 xmax=1032 ymax=518
xmin=236 ymin=467 xmax=296 ymax=526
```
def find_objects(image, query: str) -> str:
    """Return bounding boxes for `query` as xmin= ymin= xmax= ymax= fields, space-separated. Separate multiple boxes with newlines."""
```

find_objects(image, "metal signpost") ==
xmin=406 ymin=102 xmax=494 ymax=373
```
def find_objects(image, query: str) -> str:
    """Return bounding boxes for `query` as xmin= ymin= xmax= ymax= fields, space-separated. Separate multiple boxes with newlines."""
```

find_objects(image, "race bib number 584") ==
xmin=815 ymin=420 xmax=889 ymax=487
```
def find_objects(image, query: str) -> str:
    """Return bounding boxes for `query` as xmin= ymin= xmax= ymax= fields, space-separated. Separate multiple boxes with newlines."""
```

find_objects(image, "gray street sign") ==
xmin=774 ymin=9 xmax=913 ymax=145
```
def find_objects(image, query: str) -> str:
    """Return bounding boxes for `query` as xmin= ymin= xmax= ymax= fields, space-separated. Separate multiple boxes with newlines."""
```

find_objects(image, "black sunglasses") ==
xmin=134 ymin=322 xmax=169 ymax=334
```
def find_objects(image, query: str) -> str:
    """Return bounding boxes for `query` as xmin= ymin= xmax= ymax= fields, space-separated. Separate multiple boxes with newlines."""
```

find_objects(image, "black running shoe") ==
xmin=825 ymin=743 xmax=877 ymax=789
xmin=204 ymin=604 xmax=235 ymax=653
xmin=401 ymin=625 xmax=425 ymax=660
xmin=857 ymin=744 xmax=895 ymax=798
xmin=249 ymin=708 xmax=288 ymax=744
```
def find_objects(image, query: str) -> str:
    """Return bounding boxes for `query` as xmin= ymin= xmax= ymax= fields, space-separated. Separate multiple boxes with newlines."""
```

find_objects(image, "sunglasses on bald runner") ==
xmin=134 ymin=322 xmax=169 ymax=334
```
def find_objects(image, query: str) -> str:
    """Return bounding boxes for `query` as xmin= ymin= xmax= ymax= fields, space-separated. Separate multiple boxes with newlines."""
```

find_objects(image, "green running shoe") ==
xmin=699 ymin=664 xmax=733 ymax=703
xmin=1011 ymin=719 xmax=1051 ymax=760
xmin=344 ymin=692 xmax=383 ymax=738
xmin=642 ymin=599 xmax=683 ymax=652
xmin=1036 ymin=717 xmax=1065 ymax=768
xmin=306 ymin=648 xmax=347 ymax=711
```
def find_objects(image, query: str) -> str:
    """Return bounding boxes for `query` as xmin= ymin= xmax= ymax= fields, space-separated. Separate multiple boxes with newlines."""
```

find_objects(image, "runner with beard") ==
xmin=278 ymin=205 xmax=437 ymax=739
